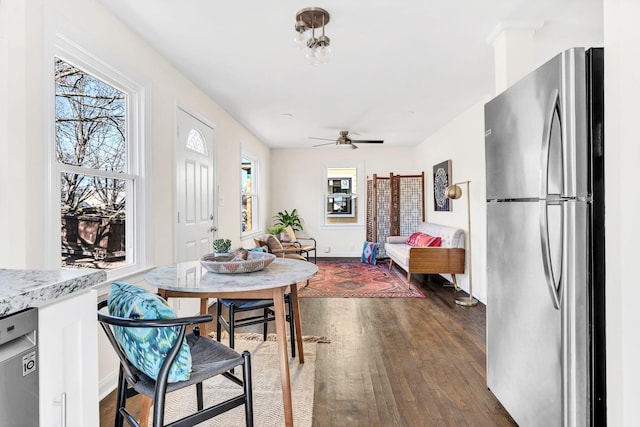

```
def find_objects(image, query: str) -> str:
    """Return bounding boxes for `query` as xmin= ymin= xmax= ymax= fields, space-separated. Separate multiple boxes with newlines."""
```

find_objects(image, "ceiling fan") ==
xmin=310 ymin=130 xmax=384 ymax=149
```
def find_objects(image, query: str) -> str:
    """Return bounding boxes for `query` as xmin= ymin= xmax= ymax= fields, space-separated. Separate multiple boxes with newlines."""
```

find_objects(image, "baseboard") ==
xmin=99 ymin=369 xmax=119 ymax=401
xmin=317 ymin=251 xmax=360 ymax=258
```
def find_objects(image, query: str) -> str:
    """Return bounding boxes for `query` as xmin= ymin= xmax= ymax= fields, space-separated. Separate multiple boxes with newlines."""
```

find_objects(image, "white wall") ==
xmin=603 ymin=0 xmax=640 ymax=424
xmin=270 ymin=147 xmax=419 ymax=256
xmin=415 ymin=100 xmax=488 ymax=302
xmin=0 ymin=0 xmax=270 ymax=270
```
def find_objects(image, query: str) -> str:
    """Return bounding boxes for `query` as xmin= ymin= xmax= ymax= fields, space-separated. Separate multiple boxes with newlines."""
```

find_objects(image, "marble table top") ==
xmin=0 ymin=268 xmax=107 ymax=317
xmin=145 ymin=258 xmax=318 ymax=293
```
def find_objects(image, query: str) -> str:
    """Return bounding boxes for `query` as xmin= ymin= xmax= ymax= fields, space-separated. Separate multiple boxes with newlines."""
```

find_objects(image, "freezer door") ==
xmin=487 ymin=201 xmax=562 ymax=426
xmin=485 ymin=49 xmax=587 ymax=200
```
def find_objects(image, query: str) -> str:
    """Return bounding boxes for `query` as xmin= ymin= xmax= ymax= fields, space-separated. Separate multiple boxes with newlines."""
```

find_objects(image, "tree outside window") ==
xmin=55 ymin=57 xmax=132 ymax=270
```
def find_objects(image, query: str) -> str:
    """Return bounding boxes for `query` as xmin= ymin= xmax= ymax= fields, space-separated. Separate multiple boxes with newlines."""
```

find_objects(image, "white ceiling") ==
xmin=99 ymin=0 xmax=602 ymax=149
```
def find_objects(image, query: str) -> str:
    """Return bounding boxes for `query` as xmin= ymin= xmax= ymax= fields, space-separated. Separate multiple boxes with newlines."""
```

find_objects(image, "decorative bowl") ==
xmin=200 ymin=251 xmax=276 ymax=274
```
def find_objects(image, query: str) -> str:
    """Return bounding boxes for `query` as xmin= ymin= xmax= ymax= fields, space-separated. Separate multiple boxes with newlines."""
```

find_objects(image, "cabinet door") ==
xmin=39 ymin=290 xmax=98 ymax=427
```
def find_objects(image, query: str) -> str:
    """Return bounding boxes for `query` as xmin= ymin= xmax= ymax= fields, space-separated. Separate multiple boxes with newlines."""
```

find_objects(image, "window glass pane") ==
xmin=55 ymin=58 xmax=126 ymax=172
xmin=60 ymin=172 xmax=127 ymax=269
xmin=241 ymin=158 xmax=253 ymax=232
xmin=326 ymin=167 xmax=358 ymax=224
xmin=186 ymin=128 xmax=208 ymax=155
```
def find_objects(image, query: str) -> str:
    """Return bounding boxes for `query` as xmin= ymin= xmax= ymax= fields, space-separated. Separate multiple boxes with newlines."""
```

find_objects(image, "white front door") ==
xmin=175 ymin=108 xmax=216 ymax=263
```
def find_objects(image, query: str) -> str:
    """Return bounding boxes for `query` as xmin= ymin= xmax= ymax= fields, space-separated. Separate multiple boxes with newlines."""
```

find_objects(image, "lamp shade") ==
xmin=445 ymin=184 xmax=463 ymax=200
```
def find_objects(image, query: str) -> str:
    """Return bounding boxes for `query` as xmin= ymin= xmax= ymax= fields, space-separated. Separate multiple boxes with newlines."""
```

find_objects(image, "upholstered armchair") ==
xmin=277 ymin=226 xmax=317 ymax=263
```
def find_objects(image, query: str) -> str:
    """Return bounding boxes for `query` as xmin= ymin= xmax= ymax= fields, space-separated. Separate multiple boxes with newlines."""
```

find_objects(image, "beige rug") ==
xmin=153 ymin=335 xmax=318 ymax=427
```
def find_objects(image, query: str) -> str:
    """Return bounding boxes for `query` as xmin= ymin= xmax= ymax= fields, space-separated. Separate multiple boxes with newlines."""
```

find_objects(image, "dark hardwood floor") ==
xmin=100 ymin=272 xmax=515 ymax=427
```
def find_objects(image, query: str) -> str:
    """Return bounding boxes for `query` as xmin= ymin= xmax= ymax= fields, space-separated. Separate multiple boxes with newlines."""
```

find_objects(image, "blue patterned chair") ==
xmin=98 ymin=282 xmax=253 ymax=427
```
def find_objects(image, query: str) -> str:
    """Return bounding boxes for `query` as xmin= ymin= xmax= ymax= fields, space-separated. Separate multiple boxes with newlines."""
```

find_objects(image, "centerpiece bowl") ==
xmin=200 ymin=251 xmax=276 ymax=274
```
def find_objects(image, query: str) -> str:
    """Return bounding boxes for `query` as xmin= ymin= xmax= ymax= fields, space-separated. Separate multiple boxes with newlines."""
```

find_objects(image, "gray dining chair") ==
xmin=215 ymin=294 xmax=297 ymax=358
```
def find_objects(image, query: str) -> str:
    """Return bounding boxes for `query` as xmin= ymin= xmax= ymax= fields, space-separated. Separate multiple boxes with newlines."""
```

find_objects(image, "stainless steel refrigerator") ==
xmin=485 ymin=47 xmax=605 ymax=426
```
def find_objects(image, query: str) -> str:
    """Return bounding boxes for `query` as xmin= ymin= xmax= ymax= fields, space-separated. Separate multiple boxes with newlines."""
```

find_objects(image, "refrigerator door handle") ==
xmin=539 ymin=200 xmax=563 ymax=310
xmin=539 ymin=88 xmax=561 ymax=198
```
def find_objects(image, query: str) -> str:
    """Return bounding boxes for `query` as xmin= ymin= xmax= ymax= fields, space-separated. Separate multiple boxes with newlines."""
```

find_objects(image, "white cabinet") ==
xmin=38 ymin=289 xmax=98 ymax=427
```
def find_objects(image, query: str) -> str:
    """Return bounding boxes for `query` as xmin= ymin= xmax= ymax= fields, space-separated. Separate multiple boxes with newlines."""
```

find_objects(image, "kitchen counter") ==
xmin=0 ymin=268 xmax=106 ymax=316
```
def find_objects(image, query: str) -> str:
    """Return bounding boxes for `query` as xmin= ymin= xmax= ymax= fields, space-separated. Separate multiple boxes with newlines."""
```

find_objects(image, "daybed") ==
xmin=384 ymin=222 xmax=465 ymax=289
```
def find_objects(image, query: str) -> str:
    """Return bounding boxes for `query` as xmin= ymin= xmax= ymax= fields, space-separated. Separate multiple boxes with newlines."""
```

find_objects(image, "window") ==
xmin=326 ymin=177 xmax=354 ymax=217
xmin=241 ymin=155 xmax=258 ymax=234
xmin=186 ymin=128 xmax=208 ymax=155
xmin=323 ymin=163 xmax=364 ymax=227
xmin=53 ymin=53 xmax=147 ymax=276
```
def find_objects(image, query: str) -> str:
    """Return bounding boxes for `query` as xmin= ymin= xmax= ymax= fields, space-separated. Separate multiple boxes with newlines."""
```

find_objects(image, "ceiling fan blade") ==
xmin=312 ymin=141 xmax=337 ymax=147
xmin=308 ymin=137 xmax=335 ymax=141
xmin=351 ymin=140 xmax=384 ymax=144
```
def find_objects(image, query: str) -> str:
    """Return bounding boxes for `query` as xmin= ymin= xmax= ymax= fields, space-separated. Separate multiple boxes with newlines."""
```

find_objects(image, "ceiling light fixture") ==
xmin=293 ymin=7 xmax=331 ymax=65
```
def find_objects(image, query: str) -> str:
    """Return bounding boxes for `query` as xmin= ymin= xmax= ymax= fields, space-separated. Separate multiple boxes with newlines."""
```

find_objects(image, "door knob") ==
xmin=209 ymin=226 xmax=217 ymax=233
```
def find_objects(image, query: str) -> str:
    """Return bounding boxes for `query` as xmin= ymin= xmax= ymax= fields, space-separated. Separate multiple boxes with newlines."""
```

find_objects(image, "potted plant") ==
xmin=267 ymin=224 xmax=286 ymax=236
xmin=273 ymin=209 xmax=303 ymax=231
xmin=212 ymin=238 xmax=232 ymax=254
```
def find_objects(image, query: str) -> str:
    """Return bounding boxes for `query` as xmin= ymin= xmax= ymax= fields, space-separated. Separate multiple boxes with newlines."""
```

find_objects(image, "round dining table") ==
xmin=145 ymin=257 xmax=318 ymax=427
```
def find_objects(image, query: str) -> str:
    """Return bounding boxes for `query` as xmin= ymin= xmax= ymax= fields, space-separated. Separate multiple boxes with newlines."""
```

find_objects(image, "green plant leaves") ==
xmin=273 ymin=209 xmax=303 ymax=231
xmin=213 ymin=238 xmax=231 ymax=253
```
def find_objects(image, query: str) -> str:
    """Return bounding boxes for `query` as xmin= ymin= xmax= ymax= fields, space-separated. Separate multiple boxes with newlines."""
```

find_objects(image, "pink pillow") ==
xmin=406 ymin=232 xmax=426 ymax=246
xmin=426 ymin=236 xmax=442 ymax=247
xmin=407 ymin=232 xmax=442 ymax=247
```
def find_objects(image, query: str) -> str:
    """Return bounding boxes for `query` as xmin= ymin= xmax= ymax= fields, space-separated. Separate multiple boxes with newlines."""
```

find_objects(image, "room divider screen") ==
xmin=366 ymin=172 xmax=425 ymax=258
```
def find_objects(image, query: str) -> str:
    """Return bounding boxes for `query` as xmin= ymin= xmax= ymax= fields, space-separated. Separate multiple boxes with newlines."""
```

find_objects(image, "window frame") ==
xmin=44 ymin=31 xmax=152 ymax=279
xmin=321 ymin=161 xmax=366 ymax=229
xmin=240 ymin=151 xmax=260 ymax=237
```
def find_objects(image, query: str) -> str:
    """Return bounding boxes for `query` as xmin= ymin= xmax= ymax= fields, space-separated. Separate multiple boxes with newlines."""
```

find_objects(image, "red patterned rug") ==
xmin=298 ymin=260 xmax=425 ymax=298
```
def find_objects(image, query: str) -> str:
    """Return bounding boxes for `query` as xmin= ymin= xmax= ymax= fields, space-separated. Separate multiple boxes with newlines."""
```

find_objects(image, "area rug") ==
xmin=152 ymin=337 xmax=317 ymax=427
xmin=298 ymin=260 xmax=425 ymax=298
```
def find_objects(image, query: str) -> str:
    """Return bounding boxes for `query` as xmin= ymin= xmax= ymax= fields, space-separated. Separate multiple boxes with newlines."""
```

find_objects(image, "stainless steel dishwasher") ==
xmin=0 ymin=308 xmax=39 ymax=426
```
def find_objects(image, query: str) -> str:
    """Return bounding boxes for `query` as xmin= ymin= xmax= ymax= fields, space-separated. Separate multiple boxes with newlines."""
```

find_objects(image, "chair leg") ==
xmin=262 ymin=308 xmax=269 ymax=341
xmin=216 ymin=302 xmax=223 ymax=342
xmin=229 ymin=303 xmax=236 ymax=350
xmin=115 ymin=367 xmax=128 ymax=427
xmin=196 ymin=382 xmax=204 ymax=411
xmin=286 ymin=296 xmax=296 ymax=358
xmin=242 ymin=351 xmax=254 ymax=427
xmin=138 ymin=396 xmax=152 ymax=427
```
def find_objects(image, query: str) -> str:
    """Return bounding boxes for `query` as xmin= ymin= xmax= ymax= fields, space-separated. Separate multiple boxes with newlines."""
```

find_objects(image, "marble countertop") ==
xmin=145 ymin=258 xmax=318 ymax=293
xmin=0 ymin=268 xmax=107 ymax=317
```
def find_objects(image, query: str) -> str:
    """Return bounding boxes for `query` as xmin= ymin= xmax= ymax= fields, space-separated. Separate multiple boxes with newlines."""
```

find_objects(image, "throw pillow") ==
xmin=265 ymin=234 xmax=283 ymax=252
xmin=108 ymin=282 xmax=192 ymax=383
xmin=361 ymin=241 xmax=379 ymax=265
xmin=280 ymin=225 xmax=297 ymax=243
xmin=248 ymin=245 xmax=268 ymax=252
xmin=426 ymin=236 xmax=442 ymax=247
xmin=414 ymin=233 xmax=435 ymax=247
xmin=406 ymin=232 xmax=424 ymax=246
xmin=407 ymin=232 xmax=433 ymax=247
xmin=254 ymin=238 xmax=267 ymax=249
xmin=406 ymin=232 xmax=442 ymax=247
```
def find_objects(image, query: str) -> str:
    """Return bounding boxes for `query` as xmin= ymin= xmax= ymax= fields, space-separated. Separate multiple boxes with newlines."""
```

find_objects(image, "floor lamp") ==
xmin=445 ymin=180 xmax=478 ymax=307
